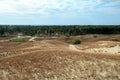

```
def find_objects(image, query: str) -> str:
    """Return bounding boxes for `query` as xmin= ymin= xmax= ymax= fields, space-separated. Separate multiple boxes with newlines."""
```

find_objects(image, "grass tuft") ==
xmin=9 ymin=38 xmax=26 ymax=42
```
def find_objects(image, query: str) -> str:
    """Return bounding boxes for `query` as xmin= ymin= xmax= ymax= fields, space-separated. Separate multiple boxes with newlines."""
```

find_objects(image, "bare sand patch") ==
xmin=85 ymin=45 xmax=120 ymax=54
xmin=69 ymin=45 xmax=80 ymax=51
xmin=29 ymin=37 xmax=37 ymax=41
xmin=70 ymin=41 xmax=120 ymax=55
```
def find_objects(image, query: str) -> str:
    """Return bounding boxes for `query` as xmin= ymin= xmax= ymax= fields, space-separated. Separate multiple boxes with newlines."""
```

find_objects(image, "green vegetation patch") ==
xmin=71 ymin=39 xmax=81 ymax=45
xmin=9 ymin=38 xmax=26 ymax=42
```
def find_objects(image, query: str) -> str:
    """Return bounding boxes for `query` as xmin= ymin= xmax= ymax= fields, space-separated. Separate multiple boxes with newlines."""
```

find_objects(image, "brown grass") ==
xmin=0 ymin=35 xmax=120 ymax=80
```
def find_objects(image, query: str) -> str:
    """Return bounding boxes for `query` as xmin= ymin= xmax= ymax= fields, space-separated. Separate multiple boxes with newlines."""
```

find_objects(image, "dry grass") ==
xmin=0 ymin=50 xmax=120 ymax=80
xmin=0 ymin=35 xmax=120 ymax=80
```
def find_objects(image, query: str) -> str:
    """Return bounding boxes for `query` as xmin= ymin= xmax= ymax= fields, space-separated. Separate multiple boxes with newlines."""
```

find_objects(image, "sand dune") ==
xmin=85 ymin=45 xmax=120 ymax=54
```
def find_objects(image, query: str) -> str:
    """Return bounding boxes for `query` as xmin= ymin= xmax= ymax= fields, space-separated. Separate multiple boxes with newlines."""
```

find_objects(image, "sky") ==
xmin=0 ymin=0 xmax=120 ymax=25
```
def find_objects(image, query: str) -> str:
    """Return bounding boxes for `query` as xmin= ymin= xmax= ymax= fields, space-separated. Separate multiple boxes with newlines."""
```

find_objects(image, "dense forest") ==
xmin=0 ymin=25 xmax=120 ymax=37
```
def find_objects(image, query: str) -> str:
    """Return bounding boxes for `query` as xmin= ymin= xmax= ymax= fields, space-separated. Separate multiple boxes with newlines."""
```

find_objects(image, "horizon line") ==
xmin=0 ymin=24 xmax=120 ymax=26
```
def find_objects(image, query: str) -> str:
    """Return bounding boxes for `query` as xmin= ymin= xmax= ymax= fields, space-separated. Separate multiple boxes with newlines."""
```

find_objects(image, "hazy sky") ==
xmin=0 ymin=0 xmax=120 ymax=25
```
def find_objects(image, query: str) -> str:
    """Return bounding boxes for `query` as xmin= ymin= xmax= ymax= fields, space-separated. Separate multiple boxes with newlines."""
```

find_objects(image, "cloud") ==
xmin=0 ymin=0 xmax=119 ymax=16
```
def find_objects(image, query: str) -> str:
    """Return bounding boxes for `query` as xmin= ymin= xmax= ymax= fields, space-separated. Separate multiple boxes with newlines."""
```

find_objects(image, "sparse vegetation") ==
xmin=71 ymin=39 xmax=81 ymax=44
xmin=0 ymin=30 xmax=120 ymax=80
xmin=93 ymin=35 xmax=97 ymax=38
xmin=111 ymin=39 xmax=120 ymax=42
xmin=9 ymin=38 xmax=26 ymax=42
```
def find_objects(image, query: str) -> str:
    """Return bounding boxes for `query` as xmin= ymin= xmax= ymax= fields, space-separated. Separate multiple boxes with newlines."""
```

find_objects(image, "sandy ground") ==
xmin=69 ymin=45 xmax=83 ymax=52
xmin=69 ymin=41 xmax=120 ymax=55
xmin=81 ymin=41 xmax=120 ymax=55
xmin=29 ymin=37 xmax=37 ymax=41
xmin=85 ymin=45 xmax=120 ymax=54
xmin=69 ymin=45 xmax=79 ymax=51
xmin=0 ymin=35 xmax=120 ymax=80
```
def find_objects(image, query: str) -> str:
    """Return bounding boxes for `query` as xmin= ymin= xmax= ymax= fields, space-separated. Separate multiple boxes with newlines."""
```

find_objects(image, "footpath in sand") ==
xmin=69 ymin=45 xmax=83 ymax=52
xmin=29 ymin=37 xmax=37 ymax=41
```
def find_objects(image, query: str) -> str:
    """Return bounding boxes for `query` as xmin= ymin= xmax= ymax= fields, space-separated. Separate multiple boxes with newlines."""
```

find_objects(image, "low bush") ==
xmin=93 ymin=35 xmax=97 ymax=38
xmin=71 ymin=39 xmax=81 ymax=44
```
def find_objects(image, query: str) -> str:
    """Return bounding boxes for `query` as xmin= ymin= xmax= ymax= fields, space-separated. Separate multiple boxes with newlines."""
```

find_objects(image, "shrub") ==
xmin=71 ymin=39 xmax=81 ymax=44
xmin=9 ymin=38 xmax=26 ymax=42
xmin=93 ymin=35 xmax=97 ymax=38
xmin=111 ymin=39 xmax=120 ymax=42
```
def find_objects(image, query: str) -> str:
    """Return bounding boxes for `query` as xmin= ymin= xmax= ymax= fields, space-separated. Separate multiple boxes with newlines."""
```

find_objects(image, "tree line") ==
xmin=0 ymin=25 xmax=120 ymax=37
